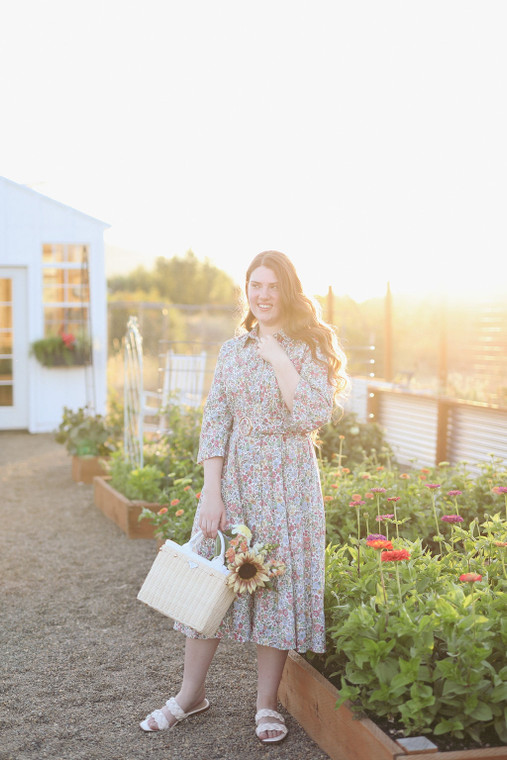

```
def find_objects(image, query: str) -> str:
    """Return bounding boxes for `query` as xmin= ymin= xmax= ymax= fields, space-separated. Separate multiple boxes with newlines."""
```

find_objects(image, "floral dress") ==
xmin=173 ymin=327 xmax=335 ymax=653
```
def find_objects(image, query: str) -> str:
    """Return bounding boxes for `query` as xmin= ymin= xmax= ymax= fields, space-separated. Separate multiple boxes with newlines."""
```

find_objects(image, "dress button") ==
xmin=238 ymin=416 xmax=253 ymax=436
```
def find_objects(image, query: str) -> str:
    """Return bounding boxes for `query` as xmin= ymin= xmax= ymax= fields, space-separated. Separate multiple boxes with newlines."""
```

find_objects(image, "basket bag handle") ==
xmin=181 ymin=529 xmax=228 ymax=574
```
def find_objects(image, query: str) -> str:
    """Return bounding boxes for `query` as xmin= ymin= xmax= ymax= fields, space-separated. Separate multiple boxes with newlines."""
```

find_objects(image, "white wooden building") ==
xmin=0 ymin=176 xmax=109 ymax=432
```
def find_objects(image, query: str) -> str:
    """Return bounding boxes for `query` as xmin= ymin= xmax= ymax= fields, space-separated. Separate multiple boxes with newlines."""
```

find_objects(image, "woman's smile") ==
xmin=247 ymin=266 xmax=283 ymax=333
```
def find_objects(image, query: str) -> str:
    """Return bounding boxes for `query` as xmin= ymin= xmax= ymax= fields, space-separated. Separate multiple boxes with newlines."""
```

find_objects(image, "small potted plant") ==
xmin=55 ymin=406 xmax=117 ymax=483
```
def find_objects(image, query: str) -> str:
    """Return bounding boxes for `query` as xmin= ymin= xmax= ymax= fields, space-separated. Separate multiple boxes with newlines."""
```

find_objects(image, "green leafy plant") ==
xmin=107 ymin=450 xmax=165 ymax=502
xmin=138 ymin=477 xmax=201 ymax=542
xmin=318 ymin=411 xmax=393 ymax=469
xmin=55 ymin=406 xmax=117 ymax=457
xmin=30 ymin=333 xmax=91 ymax=367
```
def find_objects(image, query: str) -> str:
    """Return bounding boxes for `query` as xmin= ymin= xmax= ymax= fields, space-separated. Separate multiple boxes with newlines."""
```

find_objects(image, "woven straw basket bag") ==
xmin=137 ymin=530 xmax=236 ymax=637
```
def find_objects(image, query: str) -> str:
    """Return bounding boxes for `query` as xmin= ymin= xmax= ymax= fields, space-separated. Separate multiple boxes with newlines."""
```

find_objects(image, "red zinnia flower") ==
xmin=459 ymin=573 xmax=482 ymax=583
xmin=387 ymin=496 xmax=401 ymax=502
xmin=381 ymin=549 xmax=410 ymax=562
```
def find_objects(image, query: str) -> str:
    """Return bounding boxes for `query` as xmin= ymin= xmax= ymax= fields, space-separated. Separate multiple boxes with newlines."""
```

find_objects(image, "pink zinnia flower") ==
xmin=424 ymin=483 xmax=441 ymax=490
xmin=447 ymin=490 xmax=463 ymax=497
xmin=387 ymin=496 xmax=401 ymax=502
xmin=459 ymin=572 xmax=482 ymax=583
xmin=493 ymin=486 xmax=507 ymax=494
xmin=367 ymin=533 xmax=387 ymax=541
xmin=375 ymin=514 xmax=395 ymax=522
xmin=441 ymin=514 xmax=464 ymax=523
xmin=370 ymin=487 xmax=387 ymax=493
xmin=350 ymin=500 xmax=366 ymax=507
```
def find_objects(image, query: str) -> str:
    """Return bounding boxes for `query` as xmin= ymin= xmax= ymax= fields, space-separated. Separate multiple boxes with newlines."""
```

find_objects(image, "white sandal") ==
xmin=140 ymin=696 xmax=210 ymax=732
xmin=255 ymin=708 xmax=288 ymax=744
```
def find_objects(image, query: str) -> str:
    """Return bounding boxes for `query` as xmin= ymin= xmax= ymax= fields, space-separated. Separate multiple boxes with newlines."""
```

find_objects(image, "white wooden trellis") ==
xmin=123 ymin=316 xmax=144 ymax=468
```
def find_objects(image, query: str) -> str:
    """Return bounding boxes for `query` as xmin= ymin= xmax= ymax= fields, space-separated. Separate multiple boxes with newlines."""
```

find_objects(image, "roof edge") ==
xmin=0 ymin=175 xmax=111 ymax=229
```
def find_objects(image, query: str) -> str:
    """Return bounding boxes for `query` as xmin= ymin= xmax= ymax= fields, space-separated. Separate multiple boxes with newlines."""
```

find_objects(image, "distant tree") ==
xmin=107 ymin=249 xmax=237 ymax=306
xmin=154 ymin=250 xmax=237 ymax=305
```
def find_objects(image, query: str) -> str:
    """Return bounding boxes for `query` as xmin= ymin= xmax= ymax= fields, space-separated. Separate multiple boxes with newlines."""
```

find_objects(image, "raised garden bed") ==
xmin=71 ymin=455 xmax=107 ymax=484
xmin=92 ymin=476 xmax=157 ymax=539
xmin=278 ymin=651 xmax=507 ymax=760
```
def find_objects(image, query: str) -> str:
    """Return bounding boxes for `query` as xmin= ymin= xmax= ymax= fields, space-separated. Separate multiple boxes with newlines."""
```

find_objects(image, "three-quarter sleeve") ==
xmin=197 ymin=343 xmax=233 ymax=463
xmin=289 ymin=346 xmax=334 ymax=434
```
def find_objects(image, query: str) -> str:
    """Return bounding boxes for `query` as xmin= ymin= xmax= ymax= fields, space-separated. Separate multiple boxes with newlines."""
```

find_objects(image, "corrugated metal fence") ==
xmin=349 ymin=377 xmax=507 ymax=469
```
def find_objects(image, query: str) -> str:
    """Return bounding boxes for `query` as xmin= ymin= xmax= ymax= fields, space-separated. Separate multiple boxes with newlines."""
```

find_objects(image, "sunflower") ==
xmin=226 ymin=551 xmax=271 ymax=595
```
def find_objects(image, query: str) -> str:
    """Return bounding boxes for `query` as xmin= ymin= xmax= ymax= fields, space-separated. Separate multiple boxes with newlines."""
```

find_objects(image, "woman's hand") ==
xmin=256 ymin=335 xmax=288 ymax=366
xmin=257 ymin=335 xmax=300 ymax=412
xmin=198 ymin=491 xmax=227 ymax=539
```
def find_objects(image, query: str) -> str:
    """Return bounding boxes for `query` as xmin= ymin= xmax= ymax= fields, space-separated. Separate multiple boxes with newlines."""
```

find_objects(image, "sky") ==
xmin=0 ymin=0 xmax=506 ymax=302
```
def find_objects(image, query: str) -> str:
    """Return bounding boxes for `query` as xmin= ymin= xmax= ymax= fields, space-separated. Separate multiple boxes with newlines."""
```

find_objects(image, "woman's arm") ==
xmin=198 ymin=456 xmax=227 ymax=539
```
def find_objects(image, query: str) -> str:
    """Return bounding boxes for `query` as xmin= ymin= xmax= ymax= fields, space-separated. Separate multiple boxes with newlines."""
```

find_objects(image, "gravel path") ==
xmin=0 ymin=431 xmax=330 ymax=760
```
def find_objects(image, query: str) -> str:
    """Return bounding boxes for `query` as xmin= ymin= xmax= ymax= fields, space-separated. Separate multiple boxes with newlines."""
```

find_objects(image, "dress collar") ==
xmin=242 ymin=325 xmax=291 ymax=346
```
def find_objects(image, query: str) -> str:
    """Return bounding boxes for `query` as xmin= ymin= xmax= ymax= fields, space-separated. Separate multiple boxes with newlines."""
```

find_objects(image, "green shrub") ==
xmin=55 ymin=406 xmax=117 ymax=457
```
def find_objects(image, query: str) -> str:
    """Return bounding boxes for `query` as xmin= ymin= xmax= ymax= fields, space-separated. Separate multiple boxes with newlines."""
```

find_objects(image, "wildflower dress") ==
xmin=173 ymin=327 xmax=335 ymax=653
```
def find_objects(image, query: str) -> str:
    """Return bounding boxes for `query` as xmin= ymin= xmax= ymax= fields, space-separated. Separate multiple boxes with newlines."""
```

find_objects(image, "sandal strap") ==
xmin=165 ymin=697 xmax=187 ymax=721
xmin=255 ymin=721 xmax=288 ymax=738
xmin=255 ymin=708 xmax=285 ymax=724
xmin=149 ymin=708 xmax=170 ymax=730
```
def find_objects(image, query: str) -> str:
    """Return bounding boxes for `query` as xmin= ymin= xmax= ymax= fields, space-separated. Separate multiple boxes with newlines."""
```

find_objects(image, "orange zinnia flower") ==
xmin=175 ymin=509 xmax=184 ymax=517
xmin=170 ymin=499 xmax=180 ymax=506
xmin=366 ymin=539 xmax=393 ymax=550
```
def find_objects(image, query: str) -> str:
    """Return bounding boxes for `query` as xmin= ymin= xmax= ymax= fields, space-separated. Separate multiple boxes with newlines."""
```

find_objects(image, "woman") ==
xmin=140 ymin=251 xmax=348 ymax=743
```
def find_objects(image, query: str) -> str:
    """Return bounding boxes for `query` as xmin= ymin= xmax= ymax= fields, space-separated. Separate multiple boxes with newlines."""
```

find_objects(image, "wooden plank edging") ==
xmin=92 ymin=475 xmax=156 ymax=539
xmin=278 ymin=651 xmax=507 ymax=760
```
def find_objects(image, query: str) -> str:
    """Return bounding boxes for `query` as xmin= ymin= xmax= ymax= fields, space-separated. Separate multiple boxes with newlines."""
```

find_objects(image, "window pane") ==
xmin=42 ymin=244 xmax=54 ymax=263
xmin=44 ymin=307 xmax=65 ymax=332
xmin=44 ymin=244 xmax=64 ymax=263
xmin=43 ymin=285 xmax=65 ymax=303
xmin=64 ymin=307 xmax=88 ymax=324
xmin=67 ymin=321 xmax=88 ymax=336
xmin=67 ymin=268 xmax=84 ymax=285
xmin=0 ymin=333 xmax=13 ymax=354
xmin=65 ymin=284 xmax=89 ymax=303
xmin=43 ymin=268 xmax=65 ymax=286
xmin=0 ymin=305 xmax=12 ymax=329
xmin=0 ymin=278 xmax=12 ymax=301
xmin=0 ymin=384 xmax=13 ymax=406
xmin=0 ymin=358 xmax=12 ymax=377
xmin=67 ymin=245 xmax=86 ymax=263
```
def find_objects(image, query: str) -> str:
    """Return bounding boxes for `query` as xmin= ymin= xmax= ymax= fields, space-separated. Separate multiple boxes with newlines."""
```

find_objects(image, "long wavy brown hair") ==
xmin=242 ymin=251 xmax=348 ymax=398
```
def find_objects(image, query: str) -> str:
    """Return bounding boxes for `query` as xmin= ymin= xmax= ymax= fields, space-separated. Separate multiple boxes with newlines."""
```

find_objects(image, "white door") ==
xmin=0 ymin=268 xmax=28 ymax=429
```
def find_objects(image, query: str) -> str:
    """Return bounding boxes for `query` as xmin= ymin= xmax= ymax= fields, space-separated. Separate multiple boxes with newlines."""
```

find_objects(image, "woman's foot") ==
xmin=255 ymin=706 xmax=288 ymax=743
xmin=140 ymin=692 xmax=209 ymax=732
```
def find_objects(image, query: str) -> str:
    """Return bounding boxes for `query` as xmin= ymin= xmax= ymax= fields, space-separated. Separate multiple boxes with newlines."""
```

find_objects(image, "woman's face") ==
xmin=247 ymin=266 xmax=283 ymax=333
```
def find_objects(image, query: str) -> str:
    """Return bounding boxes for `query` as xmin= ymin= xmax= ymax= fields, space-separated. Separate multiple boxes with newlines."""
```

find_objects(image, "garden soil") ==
xmin=0 ymin=431 xmax=331 ymax=760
